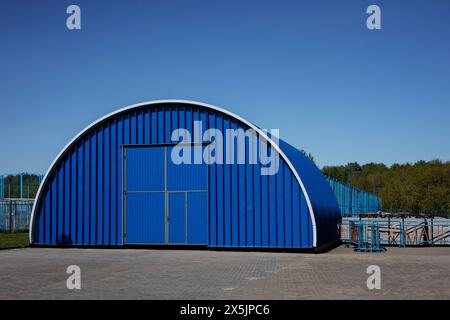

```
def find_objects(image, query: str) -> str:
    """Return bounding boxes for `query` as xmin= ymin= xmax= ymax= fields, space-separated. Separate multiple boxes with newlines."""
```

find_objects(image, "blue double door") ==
xmin=124 ymin=146 xmax=208 ymax=245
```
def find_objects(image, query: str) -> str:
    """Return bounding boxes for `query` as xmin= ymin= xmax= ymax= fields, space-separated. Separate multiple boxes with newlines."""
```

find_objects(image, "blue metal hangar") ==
xmin=30 ymin=100 xmax=341 ymax=251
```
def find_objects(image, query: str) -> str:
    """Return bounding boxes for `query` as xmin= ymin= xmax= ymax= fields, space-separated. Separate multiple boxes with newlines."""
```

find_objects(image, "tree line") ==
xmin=322 ymin=160 xmax=450 ymax=213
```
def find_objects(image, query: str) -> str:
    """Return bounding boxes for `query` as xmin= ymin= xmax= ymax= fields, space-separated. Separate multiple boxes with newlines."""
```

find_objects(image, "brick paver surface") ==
xmin=0 ymin=246 xmax=449 ymax=299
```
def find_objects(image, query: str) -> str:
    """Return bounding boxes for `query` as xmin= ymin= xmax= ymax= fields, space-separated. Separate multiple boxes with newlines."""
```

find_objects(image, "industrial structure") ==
xmin=29 ymin=100 xmax=342 ymax=250
xmin=3 ymin=101 xmax=447 ymax=249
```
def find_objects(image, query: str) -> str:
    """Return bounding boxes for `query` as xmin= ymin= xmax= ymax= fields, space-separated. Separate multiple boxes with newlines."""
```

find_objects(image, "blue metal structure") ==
xmin=327 ymin=177 xmax=380 ymax=216
xmin=29 ymin=100 xmax=341 ymax=250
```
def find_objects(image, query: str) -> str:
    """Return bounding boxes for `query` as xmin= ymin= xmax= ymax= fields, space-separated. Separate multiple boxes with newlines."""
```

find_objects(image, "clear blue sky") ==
xmin=1 ymin=0 xmax=449 ymax=173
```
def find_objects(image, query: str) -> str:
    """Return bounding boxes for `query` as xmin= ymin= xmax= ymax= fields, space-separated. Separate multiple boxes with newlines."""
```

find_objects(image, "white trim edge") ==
xmin=29 ymin=100 xmax=317 ymax=247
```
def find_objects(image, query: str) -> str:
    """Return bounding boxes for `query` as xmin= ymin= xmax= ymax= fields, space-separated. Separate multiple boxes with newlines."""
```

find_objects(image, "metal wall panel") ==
xmin=125 ymin=146 xmax=166 ymax=244
xmin=187 ymin=192 xmax=208 ymax=244
xmin=126 ymin=147 xmax=165 ymax=192
xmin=126 ymin=193 xmax=165 ymax=244
xmin=31 ymin=102 xmax=332 ymax=249
xmin=168 ymin=193 xmax=185 ymax=244
xmin=167 ymin=150 xmax=208 ymax=192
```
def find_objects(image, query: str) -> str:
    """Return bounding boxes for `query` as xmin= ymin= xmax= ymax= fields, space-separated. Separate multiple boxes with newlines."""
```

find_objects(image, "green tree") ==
xmin=322 ymin=160 xmax=450 ymax=213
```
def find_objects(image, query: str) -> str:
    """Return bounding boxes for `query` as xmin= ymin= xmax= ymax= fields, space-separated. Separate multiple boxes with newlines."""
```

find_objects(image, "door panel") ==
xmin=125 ymin=146 xmax=208 ymax=245
xmin=187 ymin=192 xmax=208 ymax=244
xmin=168 ymin=193 xmax=185 ymax=244
xmin=126 ymin=147 xmax=165 ymax=192
xmin=126 ymin=192 xmax=165 ymax=244
xmin=167 ymin=146 xmax=207 ymax=191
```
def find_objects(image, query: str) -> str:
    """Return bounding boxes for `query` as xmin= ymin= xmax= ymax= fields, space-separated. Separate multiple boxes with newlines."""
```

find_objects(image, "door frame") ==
xmin=122 ymin=143 xmax=209 ymax=245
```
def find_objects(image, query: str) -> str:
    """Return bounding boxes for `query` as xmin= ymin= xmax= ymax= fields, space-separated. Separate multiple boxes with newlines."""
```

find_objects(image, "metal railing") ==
xmin=0 ymin=199 xmax=34 ymax=232
xmin=344 ymin=220 xmax=385 ymax=252
xmin=0 ymin=173 xmax=44 ymax=199
xmin=340 ymin=217 xmax=450 ymax=247
xmin=327 ymin=177 xmax=381 ymax=216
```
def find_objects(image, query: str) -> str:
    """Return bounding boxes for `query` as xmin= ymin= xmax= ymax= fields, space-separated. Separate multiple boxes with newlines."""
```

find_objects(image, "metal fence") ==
xmin=327 ymin=177 xmax=381 ymax=216
xmin=0 ymin=199 xmax=34 ymax=232
xmin=0 ymin=173 xmax=44 ymax=199
xmin=345 ymin=220 xmax=385 ymax=252
xmin=340 ymin=217 xmax=450 ymax=247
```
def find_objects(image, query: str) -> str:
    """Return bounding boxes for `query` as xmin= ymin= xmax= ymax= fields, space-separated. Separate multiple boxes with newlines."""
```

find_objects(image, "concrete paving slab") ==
xmin=0 ymin=245 xmax=449 ymax=299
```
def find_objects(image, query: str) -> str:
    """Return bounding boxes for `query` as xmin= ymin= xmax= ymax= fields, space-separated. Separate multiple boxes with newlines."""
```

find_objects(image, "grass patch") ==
xmin=0 ymin=232 xmax=29 ymax=249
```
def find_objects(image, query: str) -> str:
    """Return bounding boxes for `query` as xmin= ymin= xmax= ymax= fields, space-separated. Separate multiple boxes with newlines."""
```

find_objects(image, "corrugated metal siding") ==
xmin=278 ymin=139 xmax=341 ymax=247
xmin=32 ymin=103 xmax=316 ymax=248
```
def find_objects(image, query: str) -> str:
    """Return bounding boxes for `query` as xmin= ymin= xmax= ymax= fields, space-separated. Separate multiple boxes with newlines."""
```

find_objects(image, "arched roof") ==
xmin=278 ymin=139 xmax=341 ymax=246
xmin=30 ymin=100 xmax=340 ymax=246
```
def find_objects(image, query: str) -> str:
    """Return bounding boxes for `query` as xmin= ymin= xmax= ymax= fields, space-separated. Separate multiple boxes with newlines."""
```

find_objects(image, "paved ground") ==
xmin=1 ymin=245 xmax=449 ymax=299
